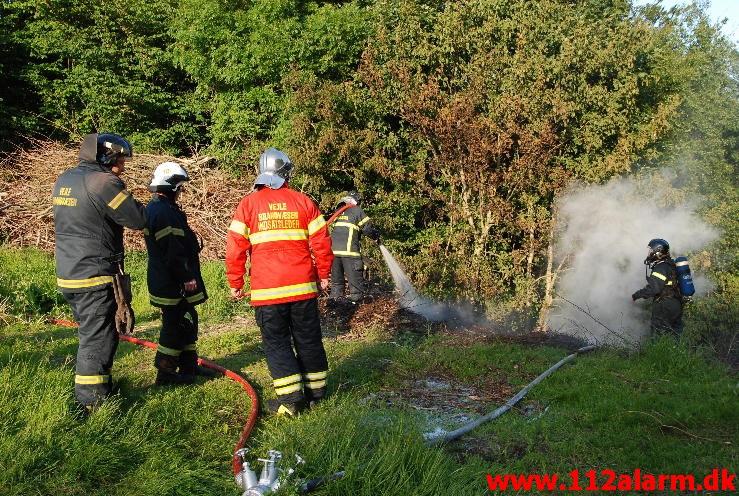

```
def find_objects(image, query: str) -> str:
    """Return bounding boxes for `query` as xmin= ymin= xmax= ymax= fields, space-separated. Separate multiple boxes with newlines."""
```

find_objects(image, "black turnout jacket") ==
xmin=53 ymin=135 xmax=146 ymax=293
xmin=144 ymin=194 xmax=207 ymax=307
xmin=632 ymin=259 xmax=681 ymax=301
xmin=330 ymin=205 xmax=378 ymax=258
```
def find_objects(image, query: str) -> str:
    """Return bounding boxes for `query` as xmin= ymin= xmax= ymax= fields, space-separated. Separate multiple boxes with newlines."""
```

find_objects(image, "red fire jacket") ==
xmin=225 ymin=185 xmax=333 ymax=306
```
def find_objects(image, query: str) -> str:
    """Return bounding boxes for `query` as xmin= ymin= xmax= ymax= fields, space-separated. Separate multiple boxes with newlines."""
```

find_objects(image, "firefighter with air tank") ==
xmin=52 ymin=133 xmax=146 ymax=411
xmin=632 ymin=238 xmax=695 ymax=336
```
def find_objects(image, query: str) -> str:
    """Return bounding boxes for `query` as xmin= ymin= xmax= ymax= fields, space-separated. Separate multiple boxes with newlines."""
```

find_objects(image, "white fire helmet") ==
xmin=149 ymin=161 xmax=189 ymax=192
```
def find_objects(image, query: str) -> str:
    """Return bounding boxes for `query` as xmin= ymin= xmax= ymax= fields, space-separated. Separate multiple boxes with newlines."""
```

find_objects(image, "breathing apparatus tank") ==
xmin=674 ymin=256 xmax=695 ymax=296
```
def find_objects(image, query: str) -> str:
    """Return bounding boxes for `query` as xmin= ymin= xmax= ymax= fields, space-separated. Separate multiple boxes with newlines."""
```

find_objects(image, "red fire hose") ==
xmin=51 ymin=318 xmax=260 ymax=478
xmin=325 ymin=203 xmax=352 ymax=226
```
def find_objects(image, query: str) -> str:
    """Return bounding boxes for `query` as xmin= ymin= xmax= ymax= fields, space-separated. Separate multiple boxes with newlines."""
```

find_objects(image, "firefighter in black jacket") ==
xmin=144 ymin=162 xmax=209 ymax=385
xmin=329 ymin=191 xmax=380 ymax=303
xmin=52 ymin=133 xmax=146 ymax=409
xmin=632 ymin=238 xmax=683 ymax=336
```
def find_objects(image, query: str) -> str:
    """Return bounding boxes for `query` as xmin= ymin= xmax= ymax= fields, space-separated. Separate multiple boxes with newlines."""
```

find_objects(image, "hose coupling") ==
xmin=239 ymin=450 xmax=304 ymax=496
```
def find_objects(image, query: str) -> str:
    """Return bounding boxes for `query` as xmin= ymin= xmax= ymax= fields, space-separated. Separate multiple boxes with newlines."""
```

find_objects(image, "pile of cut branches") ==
xmin=0 ymin=139 xmax=251 ymax=259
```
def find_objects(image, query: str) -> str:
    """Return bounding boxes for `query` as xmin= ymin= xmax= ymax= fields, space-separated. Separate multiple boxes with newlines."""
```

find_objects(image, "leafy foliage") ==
xmin=0 ymin=0 xmax=736 ymax=313
xmin=7 ymin=0 xmax=202 ymax=152
xmin=285 ymin=0 xmax=690 ymax=302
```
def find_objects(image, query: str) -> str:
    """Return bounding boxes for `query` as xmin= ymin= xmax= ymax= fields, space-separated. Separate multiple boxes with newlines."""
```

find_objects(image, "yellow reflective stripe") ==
xmin=277 ymin=404 xmax=297 ymax=415
xmin=182 ymin=343 xmax=197 ymax=351
xmin=305 ymin=380 xmax=326 ymax=390
xmin=229 ymin=220 xmax=249 ymax=238
xmin=275 ymin=383 xmax=302 ymax=396
xmin=185 ymin=292 xmax=205 ymax=303
xmin=149 ymin=294 xmax=182 ymax=306
xmin=143 ymin=228 xmax=150 ymax=235
xmin=357 ymin=216 xmax=370 ymax=227
xmin=75 ymin=374 xmax=110 ymax=385
xmin=347 ymin=226 xmax=355 ymax=253
xmin=334 ymin=221 xmax=359 ymax=230
xmin=652 ymin=272 xmax=667 ymax=281
xmin=251 ymin=282 xmax=318 ymax=301
xmin=675 ymin=260 xmax=689 ymax=267
xmin=250 ymin=229 xmax=308 ymax=245
xmin=57 ymin=276 xmax=113 ymax=288
xmin=307 ymin=215 xmax=327 ymax=235
xmin=107 ymin=191 xmax=129 ymax=210
xmin=666 ymin=281 xmax=673 ymax=285
xmin=303 ymin=371 xmax=327 ymax=381
xmin=273 ymin=373 xmax=302 ymax=387
xmin=157 ymin=345 xmax=181 ymax=356
xmin=332 ymin=251 xmax=361 ymax=257
xmin=154 ymin=226 xmax=185 ymax=240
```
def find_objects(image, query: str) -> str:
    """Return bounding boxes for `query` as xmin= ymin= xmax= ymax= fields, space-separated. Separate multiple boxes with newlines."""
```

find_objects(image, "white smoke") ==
xmin=548 ymin=172 xmax=718 ymax=345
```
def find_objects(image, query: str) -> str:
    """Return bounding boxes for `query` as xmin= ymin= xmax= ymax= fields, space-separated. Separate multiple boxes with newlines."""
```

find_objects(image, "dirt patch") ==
xmin=446 ymin=435 xmax=501 ymax=462
xmin=317 ymin=288 xmax=589 ymax=355
xmin=368 ymin=373 xmax=516 ymax=433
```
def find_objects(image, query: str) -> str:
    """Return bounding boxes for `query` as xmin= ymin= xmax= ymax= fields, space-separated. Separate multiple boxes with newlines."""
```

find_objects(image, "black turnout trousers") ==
xmin=330 ymin=256 xmax=364 ymax=301
xmin=255 ymin=298 xmax=328 ymax=403
xmin=154 ymin=300 xmax=199 ymax=374
xmin=651 ymin=297 xmax=683 ymax=336
xmin=64 ymin=287 xmax=118 ymax=406
xmin=159 ymin=301 xmax=198 ymax=352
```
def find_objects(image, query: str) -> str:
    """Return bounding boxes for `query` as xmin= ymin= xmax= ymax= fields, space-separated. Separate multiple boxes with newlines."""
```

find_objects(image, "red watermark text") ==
xmin=486 ymin=468 xmax=736 ymax=492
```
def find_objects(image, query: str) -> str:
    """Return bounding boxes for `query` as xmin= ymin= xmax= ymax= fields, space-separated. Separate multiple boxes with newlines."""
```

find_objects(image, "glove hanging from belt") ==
xmin=112 ymin=269 xmax=135 ymax=335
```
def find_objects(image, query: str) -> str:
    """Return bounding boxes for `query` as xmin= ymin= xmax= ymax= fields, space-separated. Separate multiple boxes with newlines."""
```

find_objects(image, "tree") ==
xmin=286 ymin=0 xmax=686 ymax=306
xmin=21 ymin=0 xmax=202 ymax=153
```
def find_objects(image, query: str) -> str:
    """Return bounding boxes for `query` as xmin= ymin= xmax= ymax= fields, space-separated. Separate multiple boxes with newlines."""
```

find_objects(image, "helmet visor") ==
xmin=254 ymin=172 xmax=286 ymax=189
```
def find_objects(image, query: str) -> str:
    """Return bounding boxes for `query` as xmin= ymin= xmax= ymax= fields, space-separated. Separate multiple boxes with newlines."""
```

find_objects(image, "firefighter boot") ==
xmin=266 ymin=398 xmax=306 ymax=417
xmin=179 ymin=349 xmax=219 ymax=379
xmin=154 ymin=351 xmax=195 ymax=386
xmin=304 ymin=387 xmax=327 ymax=409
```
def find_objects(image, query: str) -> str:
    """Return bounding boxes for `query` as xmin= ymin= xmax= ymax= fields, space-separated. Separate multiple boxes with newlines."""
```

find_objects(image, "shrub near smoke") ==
xmin=548 ymin=173 xmax=718 ymax=345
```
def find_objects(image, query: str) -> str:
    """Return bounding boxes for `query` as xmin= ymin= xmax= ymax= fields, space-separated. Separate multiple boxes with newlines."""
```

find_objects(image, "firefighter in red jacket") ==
xmin=226 ymin=148 xmax=333 ymax=415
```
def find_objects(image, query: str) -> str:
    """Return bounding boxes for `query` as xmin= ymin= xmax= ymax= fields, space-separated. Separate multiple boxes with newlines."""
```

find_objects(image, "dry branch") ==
xmin=0 ymin=139 xmax=251 ymax=259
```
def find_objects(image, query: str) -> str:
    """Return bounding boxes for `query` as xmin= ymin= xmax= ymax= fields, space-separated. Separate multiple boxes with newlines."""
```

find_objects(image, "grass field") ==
xmin=0 ymin=247 xmax=736 ymax=495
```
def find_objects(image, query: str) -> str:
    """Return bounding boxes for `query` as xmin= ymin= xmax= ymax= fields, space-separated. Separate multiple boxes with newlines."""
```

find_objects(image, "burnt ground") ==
xmin=319 ymin=290 xmax=585 ymax=461
xmin=319 ymin=294 xmax=440 ymax=339
xmin=319 ymin=290 xmax=589 ymax=351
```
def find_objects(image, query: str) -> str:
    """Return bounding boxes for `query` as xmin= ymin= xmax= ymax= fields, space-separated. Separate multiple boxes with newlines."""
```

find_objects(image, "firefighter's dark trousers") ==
xmin=154 ymin=301 xmax=199 ymax=375
xmin=255 ymin=298 xmax=328 ymax=404
xmin=651 ymin=297 xmax=684 ymax=336
xmin=64 ymin=287 xmax=118 ymax=406
xmin=330 ymin=256 xmax=364 ymax=301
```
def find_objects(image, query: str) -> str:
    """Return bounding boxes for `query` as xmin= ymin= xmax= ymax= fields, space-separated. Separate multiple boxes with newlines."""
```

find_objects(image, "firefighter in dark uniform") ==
xmin=632 ymin=238 xmax=684 ymax=336
xmin=144 ymin=162 xmax=210 ymax=385
xmin=52 ymin=133 xmax=146 ymax=409
xmin=226 ymin=148 xmax=334 ymax=415
xmin=329 ymin=191 xmax=380 ymax=303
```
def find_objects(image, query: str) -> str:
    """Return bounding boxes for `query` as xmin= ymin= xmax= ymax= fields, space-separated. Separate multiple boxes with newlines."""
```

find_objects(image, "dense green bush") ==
xmin=1 ymin=1 xmax=736 ymax=317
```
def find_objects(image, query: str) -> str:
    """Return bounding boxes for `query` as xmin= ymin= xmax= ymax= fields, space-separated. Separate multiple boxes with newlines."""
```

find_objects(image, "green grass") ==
xmin=0 ymin=247 xmax=737 ymax=495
